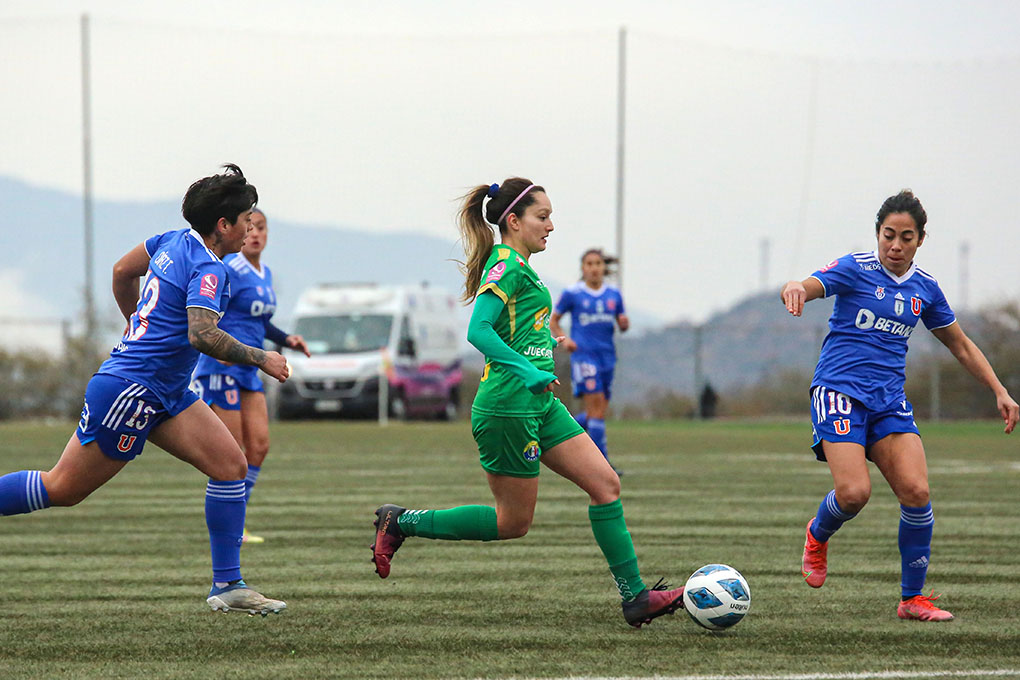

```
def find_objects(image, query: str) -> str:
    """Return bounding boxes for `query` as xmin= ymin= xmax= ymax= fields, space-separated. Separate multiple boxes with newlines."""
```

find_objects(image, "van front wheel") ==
xmin=439 ymin=388 xmax=460 ymax=421
xmin=388 ymin=390 xmax=408 ymax=421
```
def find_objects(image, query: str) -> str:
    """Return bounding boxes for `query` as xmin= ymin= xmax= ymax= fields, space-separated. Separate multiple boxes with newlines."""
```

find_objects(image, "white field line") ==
xmin=483 ymin=669 xmax=1020 ymax=680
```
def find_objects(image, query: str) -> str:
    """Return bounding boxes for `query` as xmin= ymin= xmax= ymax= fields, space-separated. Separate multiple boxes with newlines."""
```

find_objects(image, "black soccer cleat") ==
xmin=622 ymin=578 xmax=685 ymax=628
xmin=371 ymin=504 xmax=407 ymax=579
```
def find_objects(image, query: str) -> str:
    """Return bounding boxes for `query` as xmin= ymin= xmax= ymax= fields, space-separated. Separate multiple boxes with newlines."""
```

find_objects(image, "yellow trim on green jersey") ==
xmin=507 ymin=296 xmax=517 ymax=340
xmin=477 ymin=282 xmax=508 ymax=304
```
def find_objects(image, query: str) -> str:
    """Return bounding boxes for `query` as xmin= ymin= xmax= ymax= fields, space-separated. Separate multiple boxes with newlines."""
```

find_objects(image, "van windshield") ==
xmin=295 ymin=314 xmax=394 ymax=354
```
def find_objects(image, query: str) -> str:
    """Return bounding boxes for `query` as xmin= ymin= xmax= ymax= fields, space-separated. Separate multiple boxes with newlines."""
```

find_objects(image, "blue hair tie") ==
xmin=487 ymin=183 xmax=499 ymax=198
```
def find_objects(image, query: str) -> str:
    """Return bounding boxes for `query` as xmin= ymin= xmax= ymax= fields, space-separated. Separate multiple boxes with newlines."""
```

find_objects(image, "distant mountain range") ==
xmin=4 ymin=175 xmax=974 ymax=408
xmin=0 ymin=175 xmax=669 ymax=330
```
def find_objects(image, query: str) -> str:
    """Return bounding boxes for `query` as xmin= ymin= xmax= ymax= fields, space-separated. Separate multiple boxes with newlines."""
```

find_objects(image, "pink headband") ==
xmin=497 ymin=184 xmax=535 ymax=226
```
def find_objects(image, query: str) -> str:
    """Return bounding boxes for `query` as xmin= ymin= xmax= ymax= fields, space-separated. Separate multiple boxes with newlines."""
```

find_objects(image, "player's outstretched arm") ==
xmin=187 ymin=308 xmax=290 ymax=382
xmin=111 ymin=243 xmax=152 ymax=322
xmin=781 ymin=277 xmax=825 ymax=317
xmin=931 ymin=322 xmax=1019 ymax=434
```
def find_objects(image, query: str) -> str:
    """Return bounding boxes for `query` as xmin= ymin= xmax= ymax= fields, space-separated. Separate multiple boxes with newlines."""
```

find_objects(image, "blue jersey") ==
xmin=810 ymin=250 xmax=955 ymax=410
xmin=554 ymin=282 xmax=625 ymax=365
xmin=193 ymin=253 xmax=278 ymax=380
xmin=98 ymin=228 xmax=231 ymax=414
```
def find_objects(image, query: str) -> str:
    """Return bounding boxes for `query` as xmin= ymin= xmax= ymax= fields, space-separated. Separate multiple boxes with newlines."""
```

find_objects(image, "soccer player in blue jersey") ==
xmin=781 ymin=189 xmax=1018 ymax=621
xmin=191 ymin=208 xmax=310 ymax=544
xmin=0 ymin=165 xmax=291 ymax=616
xmin=550 ymin=249 xmax=629 ymax=474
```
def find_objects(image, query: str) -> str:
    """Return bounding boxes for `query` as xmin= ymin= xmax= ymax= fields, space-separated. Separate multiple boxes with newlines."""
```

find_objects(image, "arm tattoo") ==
xmin=188 ymin=308 xmax=267 ymax=367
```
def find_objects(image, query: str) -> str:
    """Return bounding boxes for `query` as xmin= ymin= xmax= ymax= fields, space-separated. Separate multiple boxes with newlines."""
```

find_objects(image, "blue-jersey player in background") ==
xmin=0 ymin=165 xmax=292 ymax=616
xmin=551 ymin=248 xmax=629 ymax=475
xmin=192 ymin=208 xmax=310 ymax=544
xmin=782 ymin=189 xmax=1018 ymax=622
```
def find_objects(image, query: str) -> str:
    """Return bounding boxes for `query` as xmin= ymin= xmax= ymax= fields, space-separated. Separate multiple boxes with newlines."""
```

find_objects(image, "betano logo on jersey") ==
xmin=577 ymin=311 xmax=616 ymax=325
xmin=854 ymin=308 xmax=914 ymax=337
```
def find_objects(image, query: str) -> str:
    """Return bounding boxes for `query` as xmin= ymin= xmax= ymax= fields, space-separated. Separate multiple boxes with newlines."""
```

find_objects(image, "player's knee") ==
xmin=835 ymin=485 xmax=870 ymax=513
xmin=208 ymin=458 xmax=248 ymax=482
xmin=245 ymin=439 xmax=270 ymax=466
xmin=589 ymin=470 xmax=620 ymax=505
xmin=896 ymin=482 xmax=930 ymax=507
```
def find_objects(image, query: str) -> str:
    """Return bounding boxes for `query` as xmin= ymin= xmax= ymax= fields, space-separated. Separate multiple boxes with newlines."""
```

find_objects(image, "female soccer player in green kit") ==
xmin=372 ymin=178 xmax=684 ymax=628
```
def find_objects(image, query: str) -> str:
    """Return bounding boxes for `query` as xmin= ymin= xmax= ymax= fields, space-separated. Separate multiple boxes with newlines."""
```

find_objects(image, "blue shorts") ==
xmin=571 ymin=355 xmax=614 ymax=399
xmin=76 ymin=374 xmax=197 ymax=461
xmin=809 ymin=385 xmax=919 ymax=462
xmin=190 ymin=368 xmax=263 ymax=411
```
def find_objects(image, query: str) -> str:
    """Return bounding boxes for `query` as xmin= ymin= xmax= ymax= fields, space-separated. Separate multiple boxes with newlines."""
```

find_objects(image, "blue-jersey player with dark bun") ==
xmin=782 ymin=189 xmax=1018 ymax=622
xmin=192 ymin=208 xmax=310 ymax=544
xmin=551 ymin=248 xmax=629 ymax=474
xmin=0 ymin=164 xmax=292 ymax=616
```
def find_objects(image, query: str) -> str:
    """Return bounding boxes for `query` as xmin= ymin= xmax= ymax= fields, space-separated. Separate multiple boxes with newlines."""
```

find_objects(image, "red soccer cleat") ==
xmin=898 ymin=591 xmax=954 ymax=621
xmin=802 ymin=517 xmax=828 ymax=588
xmin=371 ymin=504 xmax=406 ymax=579
xmin=622 ymin=579 xmax=685 ymax=628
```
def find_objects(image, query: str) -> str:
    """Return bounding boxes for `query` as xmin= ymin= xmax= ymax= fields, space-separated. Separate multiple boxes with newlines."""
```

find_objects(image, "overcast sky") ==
xmin=3 ymin=0 xmax=1019 ymax=323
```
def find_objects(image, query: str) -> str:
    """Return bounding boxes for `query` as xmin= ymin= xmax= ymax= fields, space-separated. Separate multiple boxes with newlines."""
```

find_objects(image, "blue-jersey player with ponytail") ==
xmin=0 ymin=165 xmax=291 ymax=616
xmin=551 ymin=248 xmax=628 ymax=475
xmin=781 ymin=189 xmax=1018 ymax=621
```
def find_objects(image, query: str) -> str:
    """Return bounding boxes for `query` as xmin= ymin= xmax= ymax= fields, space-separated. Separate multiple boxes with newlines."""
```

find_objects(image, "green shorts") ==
xmin=471 ymin=397 xmax=586 ymax=478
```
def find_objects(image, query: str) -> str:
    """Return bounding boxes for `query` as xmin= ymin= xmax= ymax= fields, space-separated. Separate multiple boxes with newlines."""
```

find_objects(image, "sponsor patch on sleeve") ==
xmin=497 ymin=248 xmax=511 ymax=261
xmin=819 ymin=259 xmax=839 ymax=273
xmin=199 ymin=273 xmax=219 ymax=299
xmin=486 ymin=261 xmax=507 ymax=283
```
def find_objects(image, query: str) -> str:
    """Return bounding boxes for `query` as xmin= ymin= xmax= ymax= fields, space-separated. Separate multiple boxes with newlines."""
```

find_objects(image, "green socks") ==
xmin=397 ymin=505 xmax=499 ymax=542
xmin=392 ymin=499 xmax=645 ymax=603
xmin=588 ymin=499 xmax=646 ymax=601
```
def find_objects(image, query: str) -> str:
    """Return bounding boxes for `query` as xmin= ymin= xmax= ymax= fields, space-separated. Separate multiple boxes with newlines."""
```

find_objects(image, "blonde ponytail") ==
xmin=457 ymin=185 xmax=495 ymax=303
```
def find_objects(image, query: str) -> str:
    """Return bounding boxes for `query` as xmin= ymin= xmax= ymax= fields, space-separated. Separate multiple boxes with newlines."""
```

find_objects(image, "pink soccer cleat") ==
xmin=802 ymin=517 xmax=828 ymax=588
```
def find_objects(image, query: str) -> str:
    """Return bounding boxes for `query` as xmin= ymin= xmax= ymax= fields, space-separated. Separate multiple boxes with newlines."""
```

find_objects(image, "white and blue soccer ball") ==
xmin=683 ymin=564 xmax=751 ymax=631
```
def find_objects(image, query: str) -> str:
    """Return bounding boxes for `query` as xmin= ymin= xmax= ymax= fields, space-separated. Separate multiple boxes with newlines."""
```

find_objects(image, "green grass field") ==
xmin=0 ymin=419 xmax=1017 ymax=679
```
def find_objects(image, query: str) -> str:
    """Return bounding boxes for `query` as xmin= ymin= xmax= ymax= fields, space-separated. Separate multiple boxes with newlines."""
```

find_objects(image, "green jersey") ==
xmin=472 ymin=245 xmax=556 ymax=416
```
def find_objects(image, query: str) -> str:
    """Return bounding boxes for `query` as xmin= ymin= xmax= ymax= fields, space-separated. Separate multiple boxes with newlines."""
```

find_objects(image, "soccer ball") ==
xmin=683 ymin=564 xmax=751 ymax=630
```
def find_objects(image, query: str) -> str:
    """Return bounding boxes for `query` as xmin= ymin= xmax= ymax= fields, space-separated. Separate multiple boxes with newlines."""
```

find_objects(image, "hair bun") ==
xmin=487 ymin=183 xmax=500 ymax=198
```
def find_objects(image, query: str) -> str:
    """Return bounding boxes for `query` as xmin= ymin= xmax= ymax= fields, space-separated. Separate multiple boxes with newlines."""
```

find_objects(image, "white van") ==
xmin=275 ymin=283 xmax=463 ymax=419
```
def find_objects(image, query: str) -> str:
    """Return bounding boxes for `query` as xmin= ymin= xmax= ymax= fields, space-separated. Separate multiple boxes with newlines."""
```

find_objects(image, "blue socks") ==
xmin=0 ymin=470 xmax=51 ymax=516
xmin=810 ymin=490 xmax=857 ymax=542
xmin=899 ymin=502 xmax=934 ymax=598
xmin=574 ymin=412 xmax=588 ymax=430
xmin=205 ymin=480 xmax=246 ymax=583
xmin=244 ymin=464 xmax=260 ymax=504
xmin=588 ymin=418 xmax=609 ymax=460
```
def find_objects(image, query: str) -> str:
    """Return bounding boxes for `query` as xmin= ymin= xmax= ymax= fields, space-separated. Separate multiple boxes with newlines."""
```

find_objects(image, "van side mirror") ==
xmin=398 ymin=337 xmax=417 ymax=358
